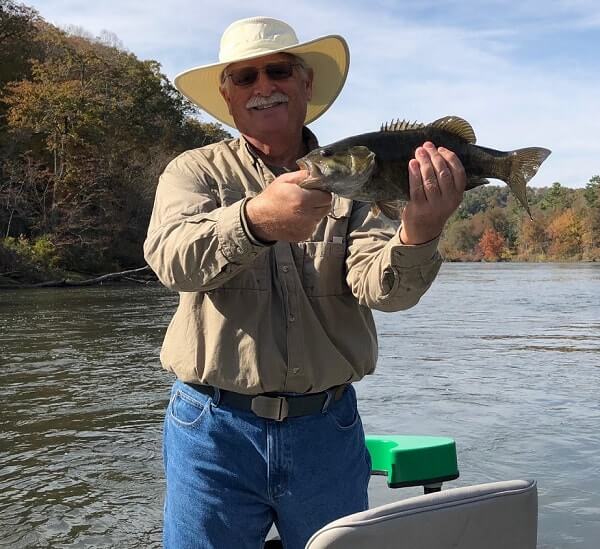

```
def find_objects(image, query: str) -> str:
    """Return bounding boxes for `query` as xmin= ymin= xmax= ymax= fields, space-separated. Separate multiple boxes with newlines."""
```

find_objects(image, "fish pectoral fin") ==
xmin=374 ymin=200 xmax=404 ymax=220
xmin=429 ymin=116 xmax=477 ymax=144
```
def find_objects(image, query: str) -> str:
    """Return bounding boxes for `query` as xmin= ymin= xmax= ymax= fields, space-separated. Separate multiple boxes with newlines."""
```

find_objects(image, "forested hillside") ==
xmin=441 ymin=181 xmax=600 ymax=262
xmin=0 ymin=0 xmax=229 ymax=283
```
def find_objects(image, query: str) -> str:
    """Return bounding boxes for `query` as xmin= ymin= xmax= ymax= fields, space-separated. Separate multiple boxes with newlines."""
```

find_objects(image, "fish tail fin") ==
xmin=506 ymin=147 xmax=551 ymax=219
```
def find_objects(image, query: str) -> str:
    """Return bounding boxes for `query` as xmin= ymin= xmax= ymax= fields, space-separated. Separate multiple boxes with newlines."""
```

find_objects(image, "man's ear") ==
xmin=305 ymin=68 xmax=314 ymax=101
xmin=220 ymin=85 xmax=233 ymax=115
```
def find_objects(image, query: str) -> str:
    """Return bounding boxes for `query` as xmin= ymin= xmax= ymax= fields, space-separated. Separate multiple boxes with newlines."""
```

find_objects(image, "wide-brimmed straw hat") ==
xmin=174 ymin=16 xmax=350 ymax=128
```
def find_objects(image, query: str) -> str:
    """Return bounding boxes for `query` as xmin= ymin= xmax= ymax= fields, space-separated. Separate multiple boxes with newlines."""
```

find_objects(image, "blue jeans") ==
xmin=163 ymin=380 xmax=371 ymax=549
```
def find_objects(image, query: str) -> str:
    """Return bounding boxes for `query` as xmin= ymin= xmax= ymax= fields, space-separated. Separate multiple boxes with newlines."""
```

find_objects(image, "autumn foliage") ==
xmin=439 ymin=181 xmax=600 ymax=262
xmin=0 ymin=1 xmax=230 ymax=281
xmin=478 ymin=228 xmax=506 ymax=261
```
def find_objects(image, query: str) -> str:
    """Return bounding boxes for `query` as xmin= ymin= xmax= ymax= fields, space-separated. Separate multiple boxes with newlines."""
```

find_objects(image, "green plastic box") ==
xmin=366 ymin=435 xmax=459 ymax=489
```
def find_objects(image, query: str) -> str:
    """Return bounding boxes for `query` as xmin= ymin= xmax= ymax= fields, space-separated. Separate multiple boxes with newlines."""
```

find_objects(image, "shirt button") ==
xmin=282 ymin=266 xmax=290 ymax=273
xmin=288 ymin=314 xmax=296 ymax=322
xmin=292 ymin=368 xmax=300 ymax=375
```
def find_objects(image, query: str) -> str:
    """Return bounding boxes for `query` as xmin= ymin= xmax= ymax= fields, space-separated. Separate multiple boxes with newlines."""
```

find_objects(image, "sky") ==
xmin=24 ymin=0 xmax=600 ymax=188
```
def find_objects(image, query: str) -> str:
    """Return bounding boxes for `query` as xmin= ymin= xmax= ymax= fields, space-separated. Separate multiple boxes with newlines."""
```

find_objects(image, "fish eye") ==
xmin=320 ymin=148 xmax=333 ymax=158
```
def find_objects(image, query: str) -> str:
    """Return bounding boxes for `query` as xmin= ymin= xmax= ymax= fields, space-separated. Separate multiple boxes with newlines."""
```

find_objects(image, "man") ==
xmin=144 ymin=16 xmax=465 ymax=549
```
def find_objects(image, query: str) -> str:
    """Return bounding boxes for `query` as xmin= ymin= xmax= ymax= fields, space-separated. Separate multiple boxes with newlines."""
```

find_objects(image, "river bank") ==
xmin=1 ymin=258 xmax=598 ymax=290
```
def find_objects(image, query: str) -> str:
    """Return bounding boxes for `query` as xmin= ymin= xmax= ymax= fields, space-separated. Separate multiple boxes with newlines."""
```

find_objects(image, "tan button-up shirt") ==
xmin=144 ymin=130 xmax=443 ymax=395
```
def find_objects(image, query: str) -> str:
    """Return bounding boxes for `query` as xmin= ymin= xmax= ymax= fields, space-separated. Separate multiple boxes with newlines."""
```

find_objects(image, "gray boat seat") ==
xmin=305 ymin=479 xmax=537 ymax=549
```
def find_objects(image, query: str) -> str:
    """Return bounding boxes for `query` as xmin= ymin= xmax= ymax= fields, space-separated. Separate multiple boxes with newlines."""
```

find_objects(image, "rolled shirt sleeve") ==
xmin=143 ymin=153 xmax=269 ymax=293
xmin=345 ymin=202 xmax=443 ymax=312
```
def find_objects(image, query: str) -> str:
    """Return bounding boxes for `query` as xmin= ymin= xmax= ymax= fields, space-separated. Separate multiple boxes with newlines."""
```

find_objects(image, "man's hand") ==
xmin=245 ymin=170 xmax=332 ymax=242
xmin=400 ymin=142 xmax=466 ymax=245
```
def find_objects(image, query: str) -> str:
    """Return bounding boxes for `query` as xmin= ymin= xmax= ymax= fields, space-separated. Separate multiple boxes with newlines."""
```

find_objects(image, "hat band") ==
xmin=219 ymin=38 xmax=300 ymax=63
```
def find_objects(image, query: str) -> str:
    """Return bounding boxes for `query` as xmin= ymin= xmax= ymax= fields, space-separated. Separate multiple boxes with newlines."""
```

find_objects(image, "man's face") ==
xmin=220 ymin=53 xmax=313 ymax=141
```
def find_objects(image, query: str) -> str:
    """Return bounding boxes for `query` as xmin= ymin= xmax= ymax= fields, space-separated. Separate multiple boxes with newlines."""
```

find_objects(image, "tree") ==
xmin=584 ymin=175 xmax=600 ymax=208
xmin=0 ymin=0 xmax=40 ymax=159
xmin=0 ymin=1 xmax=40 ymax=88
xmin=440 ymin=217 xmax=480 ymax=260
xmin=546 ymin=209 xmax=584 ymax=259
xmin=480 ymin=207 xmax=516 ymax=249
xmin=517 ymin=215 xmax=549 ymax=260
xmin=478 ymin=228 xmax=506 ymax=261
xmin=1 ymin=13 xmax=230 ymax=277
xmin=456 ymin=184 xmax=507 ymax=218
xmin=581 ymin=176 xmax=600 ymax=260
xmin=540 ymin=181 xmax=573 ymax=211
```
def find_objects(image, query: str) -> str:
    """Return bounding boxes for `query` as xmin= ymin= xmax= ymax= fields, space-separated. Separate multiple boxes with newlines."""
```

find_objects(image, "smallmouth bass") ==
xmin=297 ymin=116 xmax=551 ymax=219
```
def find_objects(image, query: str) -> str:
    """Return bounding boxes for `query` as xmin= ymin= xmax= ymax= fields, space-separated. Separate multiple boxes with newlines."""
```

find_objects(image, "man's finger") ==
xmin=408 ymin=158 xmax=425 ymax=201
xmin=416 ymin=146 xmax=441 ymax=198
xmin=284 ymin=169 xmax=310 ymax=183
xmin=438 ymin=147 xmax=467 ymax=192
xmin=424 ymin=142 xmax=453 ymax=193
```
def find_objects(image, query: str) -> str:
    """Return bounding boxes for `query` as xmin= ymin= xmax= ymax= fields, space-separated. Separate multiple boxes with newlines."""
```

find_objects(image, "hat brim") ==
xmin=174 ymin=35 xmax=349 ymax=128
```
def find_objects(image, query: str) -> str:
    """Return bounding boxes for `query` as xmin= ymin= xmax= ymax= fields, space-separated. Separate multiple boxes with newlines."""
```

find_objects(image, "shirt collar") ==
xmin=241 ymin=127 xmax=320 ymax=167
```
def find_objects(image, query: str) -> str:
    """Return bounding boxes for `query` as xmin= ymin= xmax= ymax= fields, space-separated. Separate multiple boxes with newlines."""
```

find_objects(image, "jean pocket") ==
xmin=327 ymin=388 xmax=360 ymax=431
xmin=168 ymin=389 xmax=210 ymax=427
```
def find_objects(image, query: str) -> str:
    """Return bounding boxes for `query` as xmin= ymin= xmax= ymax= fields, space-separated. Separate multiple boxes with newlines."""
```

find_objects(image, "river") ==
xmin=1 ymin=263 xmax=598 ymax=548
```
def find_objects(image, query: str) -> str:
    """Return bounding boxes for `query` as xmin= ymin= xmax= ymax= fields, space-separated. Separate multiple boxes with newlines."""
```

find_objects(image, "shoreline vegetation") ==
xmin=1 ymin=1 xmax=599 ymax=287
xmin=0 ymin=265 xmax=154 ymax=289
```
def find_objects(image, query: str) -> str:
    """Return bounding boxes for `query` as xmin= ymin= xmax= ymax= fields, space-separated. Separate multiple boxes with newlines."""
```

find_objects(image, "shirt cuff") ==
xmin=216 ymin=198 xmax=269 ymax=264
xmin=390 ymin=231 xmax=441 ymax=268
xmin=240 ymin=197 xmax=276 ymax=247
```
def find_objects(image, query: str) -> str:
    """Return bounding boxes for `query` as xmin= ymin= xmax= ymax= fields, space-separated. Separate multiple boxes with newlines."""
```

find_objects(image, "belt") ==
xmin=187 ymin=383 xmax=348 ymax=422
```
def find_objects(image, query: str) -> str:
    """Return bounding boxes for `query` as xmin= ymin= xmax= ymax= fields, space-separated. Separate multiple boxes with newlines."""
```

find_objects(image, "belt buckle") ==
xmin=251 ymin=395 xmax=289 ymax=421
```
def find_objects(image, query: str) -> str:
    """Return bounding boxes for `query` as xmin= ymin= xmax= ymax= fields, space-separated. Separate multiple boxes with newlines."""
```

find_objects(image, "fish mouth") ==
xmin=296 ymin=159 xmax=323 ymax=186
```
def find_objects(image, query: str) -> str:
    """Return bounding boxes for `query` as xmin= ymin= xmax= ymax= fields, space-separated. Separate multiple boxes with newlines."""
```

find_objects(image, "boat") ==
xmin=265 ymin=434 xmax=537 ymax=548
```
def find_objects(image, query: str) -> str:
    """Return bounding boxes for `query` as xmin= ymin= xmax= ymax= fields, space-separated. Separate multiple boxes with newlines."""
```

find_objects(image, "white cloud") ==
xmin=26 ymin=0 xmax=600 ymax=187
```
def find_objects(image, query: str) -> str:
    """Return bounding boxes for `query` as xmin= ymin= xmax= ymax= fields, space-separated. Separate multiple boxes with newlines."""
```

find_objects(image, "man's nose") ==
xmin=253 ymin=70 xmax=276 ymax=95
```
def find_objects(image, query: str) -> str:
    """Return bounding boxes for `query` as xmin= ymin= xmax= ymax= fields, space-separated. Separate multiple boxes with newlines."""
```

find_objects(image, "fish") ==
xmin=296 ymin=116 xmax=551 ymax=219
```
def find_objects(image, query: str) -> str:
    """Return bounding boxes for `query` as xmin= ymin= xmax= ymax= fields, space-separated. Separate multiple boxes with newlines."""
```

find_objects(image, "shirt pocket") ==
xmin=299 ymin=196 xmax=353 ymax=297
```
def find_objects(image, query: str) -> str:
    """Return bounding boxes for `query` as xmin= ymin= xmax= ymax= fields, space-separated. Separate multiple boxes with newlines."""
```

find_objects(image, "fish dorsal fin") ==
xmin=380 ymin=119 xmax=425 ymax=132
xmin=428 ymin=116 xmax=476 ymax=144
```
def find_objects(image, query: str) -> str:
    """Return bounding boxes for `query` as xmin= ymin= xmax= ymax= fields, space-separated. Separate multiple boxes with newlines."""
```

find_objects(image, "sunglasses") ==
xmin=224 ymin=62 xmax=302 ymax=87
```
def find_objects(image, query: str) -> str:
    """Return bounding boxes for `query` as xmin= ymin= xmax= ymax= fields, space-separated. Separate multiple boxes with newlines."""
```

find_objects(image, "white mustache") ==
xmin=246 ymin=93 xmax=289 ymax=109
